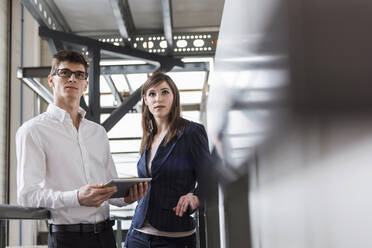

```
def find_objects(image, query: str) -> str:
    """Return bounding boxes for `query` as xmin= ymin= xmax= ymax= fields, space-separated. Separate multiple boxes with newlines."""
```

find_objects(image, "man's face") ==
xmin=48 ymin=61 xmax=88 ymax=102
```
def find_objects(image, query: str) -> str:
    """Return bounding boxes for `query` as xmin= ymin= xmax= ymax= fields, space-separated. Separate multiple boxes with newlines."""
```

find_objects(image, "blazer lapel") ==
xmin=137 ymin=150 xmax=150 ymax=178
xmin=151 ymin=130 xmax=185 ymax=176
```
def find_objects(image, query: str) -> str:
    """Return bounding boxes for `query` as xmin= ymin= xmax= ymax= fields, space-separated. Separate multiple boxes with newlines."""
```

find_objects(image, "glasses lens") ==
xmin=57 ymin=69 xmax=72 ymax=77
xmin=56 ymin=69 xmax=87 ymax=80
xmin=75 ymin=71 xmax=87 ymax=80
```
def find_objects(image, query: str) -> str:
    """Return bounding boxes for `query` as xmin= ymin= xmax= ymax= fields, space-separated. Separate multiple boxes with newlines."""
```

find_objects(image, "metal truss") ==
xmin=39 ymin=27 xmax=184 ymax=68
xmin=18 ymin=60 xmax=208 ymax=130
xmin=109 ymin=0 xmax=135 ymax=45
xmin=22 ymin=3 xmax=211 ymax=130
xmin=23 ymin=0 xmax=218 ymax=57
xmin=19 ymin=62 xmax=209 ymax=78
xmin=94 ymin=32 xmax=218 ymax=57
xmin=37 ymin=26 xmax=184 ymax=125
xmin=21 ymin=0 xmax=71 ymax=32
xmin=161 ymin=0 xmax=173 ymax=54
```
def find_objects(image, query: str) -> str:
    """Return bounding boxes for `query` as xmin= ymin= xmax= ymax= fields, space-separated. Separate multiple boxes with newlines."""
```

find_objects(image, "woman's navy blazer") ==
xmin=130 ymin=121 xmax=210 ymax=232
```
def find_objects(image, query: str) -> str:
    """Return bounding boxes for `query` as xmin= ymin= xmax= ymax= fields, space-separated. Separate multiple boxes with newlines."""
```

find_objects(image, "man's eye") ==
xmin=76 ymin=72 xmax=85 ymax=78
xmin=60 ymin=70 xmax=69 ymax=75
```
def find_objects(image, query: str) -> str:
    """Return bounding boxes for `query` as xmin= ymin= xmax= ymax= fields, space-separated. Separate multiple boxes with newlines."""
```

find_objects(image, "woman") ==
xmin=125 ymin=72 xmax=211 ymax=247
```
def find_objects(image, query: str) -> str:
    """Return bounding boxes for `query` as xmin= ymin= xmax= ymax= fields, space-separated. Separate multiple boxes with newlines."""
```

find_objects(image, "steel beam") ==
xmin=92 ymin=31 xmax=219 ymax=57
xmin=20 ymin=62 xmax=209 ymax=78
xmin=18 ymin=66 xmax=51 ymax=78
xmin=21 ymin=0 xmax=71 ymax=32
xmin=39 ymin=27 xmax=184 ymax=69
xmin=161 ymin=0 xmax=173 ymax=54
xmin=123 ymin=73 xmax=133 ymax=93
xmin=109 ymin=0 xmax=135 ymax=45
xmin=88 ymin=48 xmax=101 ymax=123
xmin=79 ymin=97 xmax=91 ymax=120
xmin=102 ymin=86 xmax=142 ymax=132
xmin=47 ymin=38 xmax=64 ymax=54
xmin=20 ymin=78 xmax=53 ymax=104
xmin=101 ymin=103 xmax=199 ymax=114
xmin=103 ymin=75 xmax=123 ymax=104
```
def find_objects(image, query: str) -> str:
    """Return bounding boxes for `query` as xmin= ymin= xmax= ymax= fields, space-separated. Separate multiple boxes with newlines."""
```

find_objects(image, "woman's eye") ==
xmin=148 ymin=92 xmax=155 ymax=97
xmin=162 ymin=90 xmax=169 ymax=95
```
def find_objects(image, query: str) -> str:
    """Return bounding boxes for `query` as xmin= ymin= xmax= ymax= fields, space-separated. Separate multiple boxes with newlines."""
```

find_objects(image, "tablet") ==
xmin=104 ymin=178 xmax=152 ymax=198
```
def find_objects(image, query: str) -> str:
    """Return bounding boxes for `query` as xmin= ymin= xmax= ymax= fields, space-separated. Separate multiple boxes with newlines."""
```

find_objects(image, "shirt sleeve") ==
xmin=16 ymin=125 xmax=80 ymax=209
xmin=101 ymin=127 xmax=128 ymax=207
xmin=188 ymin=123 xmax=213 ymax=199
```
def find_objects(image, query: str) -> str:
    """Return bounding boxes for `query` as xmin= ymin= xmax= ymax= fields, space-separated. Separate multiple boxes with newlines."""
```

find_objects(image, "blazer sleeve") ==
xmin=188 ymin=123 xmax=212 ymax=199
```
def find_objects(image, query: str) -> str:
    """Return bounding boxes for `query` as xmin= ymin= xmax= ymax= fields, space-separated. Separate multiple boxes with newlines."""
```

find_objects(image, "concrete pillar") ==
xmin=8 ymin=0 xmax=41 ymax=246
xmin=0 ymin=0 xmax=9 ymax=206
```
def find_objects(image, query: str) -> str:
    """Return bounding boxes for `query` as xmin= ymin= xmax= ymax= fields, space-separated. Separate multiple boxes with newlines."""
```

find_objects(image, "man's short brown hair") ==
xmin=50 ymin=50 xmax=89 ymax=75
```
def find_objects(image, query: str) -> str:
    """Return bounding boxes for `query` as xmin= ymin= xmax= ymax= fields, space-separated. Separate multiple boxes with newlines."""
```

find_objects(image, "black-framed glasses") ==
xmin=53 ymin=68 xmax=88 ymax=80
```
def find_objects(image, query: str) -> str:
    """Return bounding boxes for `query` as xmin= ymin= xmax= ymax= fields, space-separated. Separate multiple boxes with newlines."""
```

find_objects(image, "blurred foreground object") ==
xmin=207 ymin=0 xmax=372 ymax=247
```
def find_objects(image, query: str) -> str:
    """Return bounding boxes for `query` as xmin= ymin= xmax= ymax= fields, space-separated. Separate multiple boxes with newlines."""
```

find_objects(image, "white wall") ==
xmin=8 ymin=0 xmax=42 ymax=245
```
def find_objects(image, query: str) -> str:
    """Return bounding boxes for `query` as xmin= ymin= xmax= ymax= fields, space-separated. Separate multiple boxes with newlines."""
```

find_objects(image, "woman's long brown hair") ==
xmin=140 ymin=72 xmax=187 ymax=154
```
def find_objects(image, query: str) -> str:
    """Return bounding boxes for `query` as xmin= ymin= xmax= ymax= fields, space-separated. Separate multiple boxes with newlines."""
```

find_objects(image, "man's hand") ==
xmin=78 ymin=184 xmax=117 ymax=207
xmin=173 ymin=193 xmax=200 ymax=217
xmin=124 ymin=182 xmax=148 ymax=204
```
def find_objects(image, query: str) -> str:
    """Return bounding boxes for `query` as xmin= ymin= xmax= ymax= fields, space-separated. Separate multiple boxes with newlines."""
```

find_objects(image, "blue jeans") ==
xmin=125 ymin=229 xmax=196 ymax=248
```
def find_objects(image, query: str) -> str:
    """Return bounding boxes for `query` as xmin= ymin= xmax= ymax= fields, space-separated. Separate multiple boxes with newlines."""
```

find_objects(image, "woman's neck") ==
xmin=154 ymin=117 xmax=169 ymax=135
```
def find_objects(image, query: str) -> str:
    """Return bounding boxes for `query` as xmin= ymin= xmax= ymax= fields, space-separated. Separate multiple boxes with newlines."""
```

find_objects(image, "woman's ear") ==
xmin=143 ymin=96 xmax=148 ymax=106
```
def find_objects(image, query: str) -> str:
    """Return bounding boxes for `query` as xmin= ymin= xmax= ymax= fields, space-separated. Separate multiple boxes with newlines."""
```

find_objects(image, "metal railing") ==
xmin=0 ymin=204 xmax=50 ymax=248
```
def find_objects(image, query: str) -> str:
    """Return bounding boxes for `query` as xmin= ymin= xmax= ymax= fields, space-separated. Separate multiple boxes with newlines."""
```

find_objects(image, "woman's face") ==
xmin=144 ymin=81 xmax=174 ymax=120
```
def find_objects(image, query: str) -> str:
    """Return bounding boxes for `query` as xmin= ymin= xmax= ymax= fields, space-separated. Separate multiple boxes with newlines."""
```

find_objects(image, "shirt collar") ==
xmin=47 ymin=103 xmax=87 ymax=122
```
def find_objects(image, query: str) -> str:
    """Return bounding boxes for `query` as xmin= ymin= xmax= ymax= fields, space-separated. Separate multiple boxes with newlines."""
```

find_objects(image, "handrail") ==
xmin=0 ymin=204 xmax=50 ymax=248
xmin=0 ymin=204 xmax=50 ymax=219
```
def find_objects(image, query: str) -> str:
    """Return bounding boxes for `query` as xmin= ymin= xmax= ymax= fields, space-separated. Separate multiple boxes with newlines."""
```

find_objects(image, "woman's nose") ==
xmin=154 ymin=94 xmax=161 ymax=101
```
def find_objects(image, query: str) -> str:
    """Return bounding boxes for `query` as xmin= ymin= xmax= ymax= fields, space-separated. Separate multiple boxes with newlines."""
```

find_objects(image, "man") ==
xmin=16 ymin=50 xmax=147 ymax=248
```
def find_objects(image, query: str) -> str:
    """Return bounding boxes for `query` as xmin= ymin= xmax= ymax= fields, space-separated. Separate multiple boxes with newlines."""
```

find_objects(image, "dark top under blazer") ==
xmin=130 ymin=121 xmax=210 ymax=232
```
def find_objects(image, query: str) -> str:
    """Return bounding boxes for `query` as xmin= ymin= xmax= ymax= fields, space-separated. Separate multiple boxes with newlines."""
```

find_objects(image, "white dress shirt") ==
xmin=16 ymin=104 xmax=126 ymax=224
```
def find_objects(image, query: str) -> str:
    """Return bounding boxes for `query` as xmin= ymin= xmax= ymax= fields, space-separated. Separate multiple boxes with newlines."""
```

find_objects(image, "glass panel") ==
xmin=127 ymin=73 xmax=148 ymax=90
xmin=182 ymin=110 xmax=201 ymax=123
xmin=111 ymin=75 xmax=130 ymax=92
xmin=104 ymin=112 xmax=143 ymax=138
xmin=109 ymin=139 xmax=141 ymax=153
xmin=101 ymin=94 xmax=117 ymax=107
xmin=180 ymin=91 xmax=202 ymax=104
xmin=167 ymin=71 xmax=206 ymax=90
xmin=100 ymin=76 xmax=111 ymax=93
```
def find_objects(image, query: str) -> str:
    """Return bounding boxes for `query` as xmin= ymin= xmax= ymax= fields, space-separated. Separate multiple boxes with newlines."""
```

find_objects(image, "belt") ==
xmin=49 ymin=219 xmax=115 ymax=234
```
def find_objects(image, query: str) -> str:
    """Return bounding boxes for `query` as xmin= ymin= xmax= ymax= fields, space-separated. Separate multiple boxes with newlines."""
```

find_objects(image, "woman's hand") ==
xmin=124 ymin=182 xmax=148 ymax=204
xmin=173 ymin=193 xmax=200 ymax=217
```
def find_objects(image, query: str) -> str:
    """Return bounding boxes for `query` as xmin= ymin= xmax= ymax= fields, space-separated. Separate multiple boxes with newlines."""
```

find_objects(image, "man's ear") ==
xmin=83 ymin=80 xmax=88 ymax=92
xmin=47 ymin=75 xmax=54 ymax=89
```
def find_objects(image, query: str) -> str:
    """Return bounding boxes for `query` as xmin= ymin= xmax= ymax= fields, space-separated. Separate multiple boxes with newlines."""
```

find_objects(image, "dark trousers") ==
xmin=48 ymin=226 xmax=116 ymax=248
xmin=125 ymin=229 xmax=196 ymax=248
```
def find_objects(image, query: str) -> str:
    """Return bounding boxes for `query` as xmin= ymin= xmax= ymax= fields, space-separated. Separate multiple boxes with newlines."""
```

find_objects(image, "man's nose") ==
xmin=68 ymin=73 xmax=77 ymax=82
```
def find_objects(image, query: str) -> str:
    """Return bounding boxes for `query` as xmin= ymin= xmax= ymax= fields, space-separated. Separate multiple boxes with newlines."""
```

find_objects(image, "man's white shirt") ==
xmin=16 ymin=104 xmax=126 ymax=224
